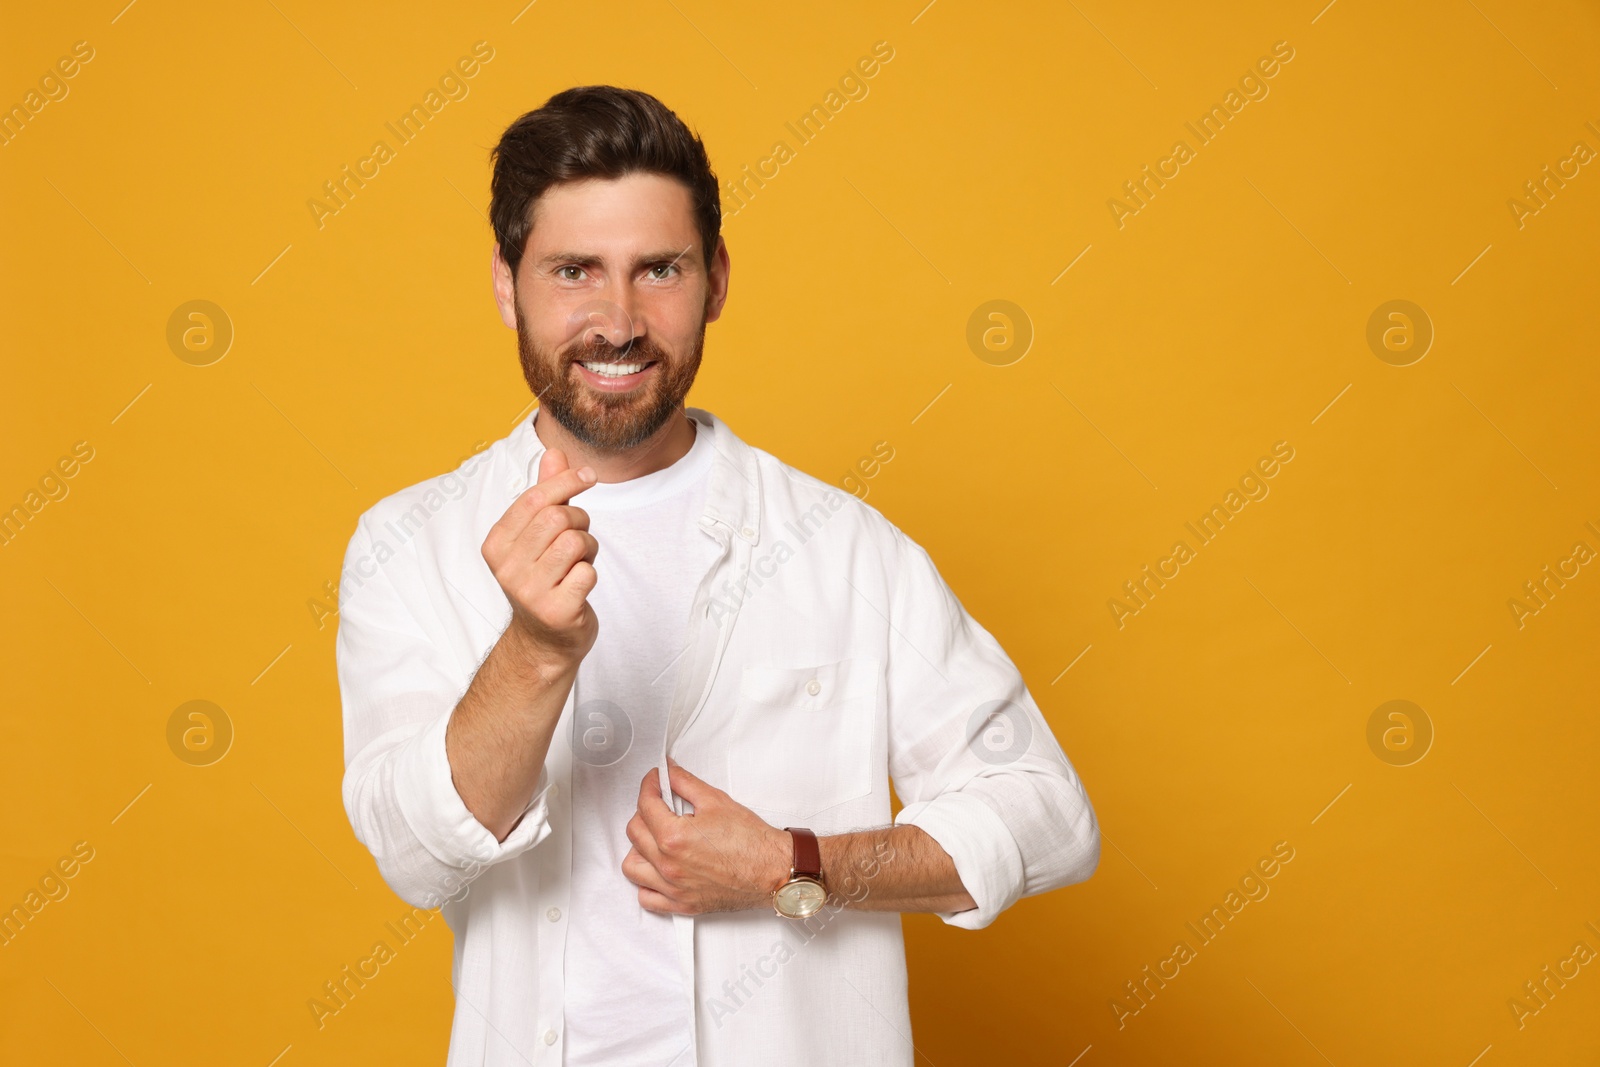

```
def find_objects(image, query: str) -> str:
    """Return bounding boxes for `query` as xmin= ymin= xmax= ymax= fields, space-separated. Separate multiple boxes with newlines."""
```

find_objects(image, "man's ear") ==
xmin=703 ymin=236 xmax=731 ymax=325
xmin=491 ymin=243 xmax=518 ymax=329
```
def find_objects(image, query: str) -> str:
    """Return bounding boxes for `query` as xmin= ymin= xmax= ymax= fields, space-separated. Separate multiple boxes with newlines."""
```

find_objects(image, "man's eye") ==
xmin=650 ymin=263 xmax=678 ymax=279
xmin=558 ymin=266 xmax=585 ymax=280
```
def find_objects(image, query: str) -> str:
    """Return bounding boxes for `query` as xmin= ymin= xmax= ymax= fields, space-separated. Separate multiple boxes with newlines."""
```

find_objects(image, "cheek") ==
xmin=641 ymin=291 xmax=705 ymax=345
xmin=538 ymin=291 xmax=618 ymax=348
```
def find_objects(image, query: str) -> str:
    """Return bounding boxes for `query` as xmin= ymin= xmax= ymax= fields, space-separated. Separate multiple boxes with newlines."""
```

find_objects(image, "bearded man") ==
xmin=335 ymin=84 xmax=1100 ymax=1067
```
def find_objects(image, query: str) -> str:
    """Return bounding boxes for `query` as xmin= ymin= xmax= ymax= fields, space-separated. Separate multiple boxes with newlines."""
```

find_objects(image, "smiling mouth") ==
xmin=576 ymin=359 xmax=654 ymax=378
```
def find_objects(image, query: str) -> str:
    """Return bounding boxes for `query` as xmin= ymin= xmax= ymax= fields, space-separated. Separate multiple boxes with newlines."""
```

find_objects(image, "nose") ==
xmin=572 ymin=280 xmax=641 ymax=353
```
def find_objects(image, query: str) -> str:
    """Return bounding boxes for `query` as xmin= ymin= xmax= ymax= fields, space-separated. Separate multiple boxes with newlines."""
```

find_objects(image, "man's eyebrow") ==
xmin=535 ymin=247 xmax=697 ymax=270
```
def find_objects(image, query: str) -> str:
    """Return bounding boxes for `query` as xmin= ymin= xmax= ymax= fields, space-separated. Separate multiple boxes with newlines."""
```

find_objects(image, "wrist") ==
xmin=764 ymin=826 xmax=794 ymax=893
xmin=769 ymin=826 xmax=829 ymax=919
xmin=501 ymin=620 xmax=581 ymax=686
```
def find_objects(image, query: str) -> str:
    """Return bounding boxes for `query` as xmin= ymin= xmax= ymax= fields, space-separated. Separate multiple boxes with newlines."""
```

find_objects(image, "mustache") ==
xmin=562 ymin=335 xmax=663 ymax=364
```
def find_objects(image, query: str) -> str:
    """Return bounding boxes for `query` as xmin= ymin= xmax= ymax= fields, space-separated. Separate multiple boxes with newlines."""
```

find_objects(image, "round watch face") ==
xmin=775 ymin=878 xmax=827 ymax=918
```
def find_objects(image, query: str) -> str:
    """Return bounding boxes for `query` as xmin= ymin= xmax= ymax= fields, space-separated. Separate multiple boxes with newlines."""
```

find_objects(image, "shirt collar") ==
xmin=505 ymin=405 xmax=763 ymax=546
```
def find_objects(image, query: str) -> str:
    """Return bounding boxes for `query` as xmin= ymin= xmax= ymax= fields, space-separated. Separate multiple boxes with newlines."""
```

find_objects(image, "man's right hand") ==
xmin=481 ymin=446 xmax=600 ymax=674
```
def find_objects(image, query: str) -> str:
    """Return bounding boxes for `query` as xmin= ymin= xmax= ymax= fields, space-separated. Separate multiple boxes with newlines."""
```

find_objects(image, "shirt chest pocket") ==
xmin=725 ymin=657 xmax=880 ymax=823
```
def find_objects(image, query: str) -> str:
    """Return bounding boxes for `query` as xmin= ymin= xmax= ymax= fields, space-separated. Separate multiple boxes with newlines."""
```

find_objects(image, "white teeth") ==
xmin=579 ymin=361 xmax=648 ymax=378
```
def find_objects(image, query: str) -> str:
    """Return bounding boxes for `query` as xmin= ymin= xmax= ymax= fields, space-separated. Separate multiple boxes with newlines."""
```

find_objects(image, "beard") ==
xmin=515 ymin=298 xmax=705 ymax=453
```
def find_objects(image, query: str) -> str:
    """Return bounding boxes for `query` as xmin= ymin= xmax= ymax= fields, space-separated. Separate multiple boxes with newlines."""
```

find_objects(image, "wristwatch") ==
xmin=772 ymin=827 xmax=827 ymax=919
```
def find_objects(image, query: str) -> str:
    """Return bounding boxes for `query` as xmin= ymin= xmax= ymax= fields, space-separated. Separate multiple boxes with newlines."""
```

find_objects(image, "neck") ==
xmin=533 ymin=406 xmax=696 ymax=483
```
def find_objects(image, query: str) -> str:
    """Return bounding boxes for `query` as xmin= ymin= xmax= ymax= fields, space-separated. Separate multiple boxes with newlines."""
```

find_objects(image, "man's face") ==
xmin=498 ymin=172 xmax=727 ymax=452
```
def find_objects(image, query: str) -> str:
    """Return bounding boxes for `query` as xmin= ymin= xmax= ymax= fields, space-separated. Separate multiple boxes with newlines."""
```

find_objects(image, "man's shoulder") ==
xmin=346 ymin=425 xmax=528 ymax=554
xmin=741 ymin=437 xmax=908 ymax=552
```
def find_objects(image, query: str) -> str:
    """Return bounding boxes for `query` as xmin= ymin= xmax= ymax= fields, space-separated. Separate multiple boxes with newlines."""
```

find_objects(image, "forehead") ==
xmin=527 ymin=172 xmax=697 ymax=254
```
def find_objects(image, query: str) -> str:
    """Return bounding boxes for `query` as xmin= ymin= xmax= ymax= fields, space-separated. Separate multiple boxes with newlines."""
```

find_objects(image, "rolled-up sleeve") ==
xmin=884 ymin=525 xmax=1099 ymax=930
xmin=335 ymin=513 xmax=554 ymax=910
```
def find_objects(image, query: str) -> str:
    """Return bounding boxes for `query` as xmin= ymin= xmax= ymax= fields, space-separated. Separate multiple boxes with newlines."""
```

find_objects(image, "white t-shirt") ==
xmin=559 ymin=413 xmax=720 ymax=1066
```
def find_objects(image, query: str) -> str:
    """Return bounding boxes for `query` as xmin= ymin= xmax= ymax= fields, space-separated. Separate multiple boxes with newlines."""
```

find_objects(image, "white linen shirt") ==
xmin=335 ymin=406 xmax=1100 ymax=1067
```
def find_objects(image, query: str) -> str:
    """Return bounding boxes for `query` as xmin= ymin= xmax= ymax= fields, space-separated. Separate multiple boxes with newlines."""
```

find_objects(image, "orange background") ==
xmin=4 ymin=1 xmax=1599 ymax=1064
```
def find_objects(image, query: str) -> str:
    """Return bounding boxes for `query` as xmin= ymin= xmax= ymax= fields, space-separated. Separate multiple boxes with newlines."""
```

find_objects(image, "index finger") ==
xmin=494 ymin=450 xmax=596 ymax=543
xmin=636 ymin=766 xmax=678 ymax=836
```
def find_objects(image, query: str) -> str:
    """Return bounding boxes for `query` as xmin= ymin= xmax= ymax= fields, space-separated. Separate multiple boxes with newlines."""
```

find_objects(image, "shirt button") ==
xmin=546 ymin=907 xmax=562 ymax=922
xmin=548 ymin=783 xmax=559 ymax=800
xmin=740 ymin=525 xmax=755 ymax=538
xmin=544 ymin=1030 xmax=558 ymax=1045
xmin=805 ymin=679 xmax=821 ymax=696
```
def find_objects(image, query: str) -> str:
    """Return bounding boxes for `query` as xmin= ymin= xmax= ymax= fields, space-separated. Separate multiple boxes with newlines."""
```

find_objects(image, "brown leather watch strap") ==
xmin=784 ymin=827 xmax=822 ymax=880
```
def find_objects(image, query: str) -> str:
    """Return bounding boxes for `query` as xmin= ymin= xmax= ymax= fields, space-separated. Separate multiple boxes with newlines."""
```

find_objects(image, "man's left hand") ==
xmin=622 ymin=759 xmax=792 ymax=916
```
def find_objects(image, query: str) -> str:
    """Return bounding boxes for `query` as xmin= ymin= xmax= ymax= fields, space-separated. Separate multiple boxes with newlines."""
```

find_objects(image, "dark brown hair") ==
xmin=489 ymin=85 xmax=722 ymax=281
